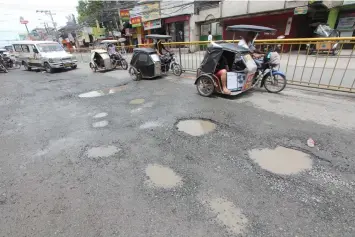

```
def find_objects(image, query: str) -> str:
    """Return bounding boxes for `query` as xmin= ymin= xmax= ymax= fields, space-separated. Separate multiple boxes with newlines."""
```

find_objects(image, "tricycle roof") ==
xmin=133 ymin=48 xmax=156 ymax=54
xmin=209 ymin=41 xmax=248 ymax=53
xmin=145 ymin=34 xmax=172 ymax=39
xmin=226 ymin=25 xmax=276 ymax=33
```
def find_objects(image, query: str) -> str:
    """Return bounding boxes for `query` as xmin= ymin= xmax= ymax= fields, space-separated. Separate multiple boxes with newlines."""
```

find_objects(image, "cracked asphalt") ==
xmin=1 ymin=64 xmax=355 ymax=237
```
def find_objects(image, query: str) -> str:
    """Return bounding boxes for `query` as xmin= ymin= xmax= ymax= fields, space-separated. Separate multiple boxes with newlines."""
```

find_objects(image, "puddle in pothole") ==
xmin=93 ymin=112 xmax=108 ymax=118
xmin=145 ymin=164 xmax=183 ymax=189
xmin=78 ymin=85 xmax=127 ymax=98
xmin=87 ymin=145 xmax=121 ymax=158
xmin=248 ymin=146 xmax=313 ymax=175
xmin=176 ymin=119 xmax=216 ymax=136
xmin=92 ymin=120 xmax=108 ymax=128
xmin=129 ymin=98 xmax=145 ymax=105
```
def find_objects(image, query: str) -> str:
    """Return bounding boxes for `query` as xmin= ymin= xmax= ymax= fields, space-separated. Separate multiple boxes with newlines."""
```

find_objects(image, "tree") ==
xmin=76 ymin=0 xmax=104 ymax=26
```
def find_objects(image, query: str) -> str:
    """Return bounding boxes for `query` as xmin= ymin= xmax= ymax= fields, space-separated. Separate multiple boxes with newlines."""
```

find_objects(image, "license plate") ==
xmin=64 ymin=63 xmax=71 ymax=67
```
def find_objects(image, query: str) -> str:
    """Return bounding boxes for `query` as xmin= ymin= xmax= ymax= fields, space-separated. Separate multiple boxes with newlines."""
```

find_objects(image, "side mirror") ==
xmin=33 ymin=48 xmax=39 ymax=54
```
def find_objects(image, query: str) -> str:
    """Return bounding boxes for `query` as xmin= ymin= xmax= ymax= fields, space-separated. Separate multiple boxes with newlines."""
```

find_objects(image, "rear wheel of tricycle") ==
xmin=89 ymin=62 xmax=97 ymax=72
xmin=171 ymin=63 xmax=182 ymax=76
xmin=121 ymin=59 xmax=128 ymax=70
xmin=196 ymin=75 xmax=214 ymax=97
xmin=263 ymin=74 xmax=286 ymax=93
xmin=129 ymin=67 xmax=141 ymax=81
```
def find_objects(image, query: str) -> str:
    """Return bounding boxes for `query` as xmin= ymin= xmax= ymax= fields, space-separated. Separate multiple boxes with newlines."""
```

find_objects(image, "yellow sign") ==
xmin=294 ymin=6 xmax=308 ymax=15
xmin=141 ymin=3 xmax=160 ymax=22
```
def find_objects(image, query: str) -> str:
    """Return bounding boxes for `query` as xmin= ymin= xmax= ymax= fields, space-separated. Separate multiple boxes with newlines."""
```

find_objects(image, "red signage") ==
xmin=19 ymin=16 xmax=28 ymax=24
xmin=120 ymin=9 xmax=130 ymax=21
xmin=131 ymin=16 xmax=142 ymax=28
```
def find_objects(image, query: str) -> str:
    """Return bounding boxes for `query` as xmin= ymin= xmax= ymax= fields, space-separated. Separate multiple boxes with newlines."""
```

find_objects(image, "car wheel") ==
xmin=71 ymin=65 xmax=77 ymax=69
xmin=44 ymin=63 xmax=53 ymax=73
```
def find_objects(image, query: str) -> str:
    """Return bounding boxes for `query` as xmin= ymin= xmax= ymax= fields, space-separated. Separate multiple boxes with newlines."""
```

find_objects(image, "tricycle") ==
xmin=195 ymin=24 xmax=287 ymax=97
xmin=306 ymin=24 xmax=340 ymax=55
xmin=146 ymin=34 xmax=182 ymax=76
xmin=129 ymin=48 xmax=162 ymax=80
xmin=89 ymin=49 xmax=119 ymax=72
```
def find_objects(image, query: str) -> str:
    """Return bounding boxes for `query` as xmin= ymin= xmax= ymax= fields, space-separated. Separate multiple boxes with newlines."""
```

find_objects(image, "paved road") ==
xmin=74 ymin=49 xmax=355 ymax=89
xmin=1 ymin=65 xmax=355 ymax=236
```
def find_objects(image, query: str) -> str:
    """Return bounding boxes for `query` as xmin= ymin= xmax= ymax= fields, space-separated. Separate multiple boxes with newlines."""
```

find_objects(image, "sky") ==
xmin=0 ymin=0 xmax=78 ymax=46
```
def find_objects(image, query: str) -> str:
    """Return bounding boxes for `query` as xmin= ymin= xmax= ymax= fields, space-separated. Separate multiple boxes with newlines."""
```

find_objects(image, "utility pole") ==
xmin=36 ymin=10 xmax=58 ymax=40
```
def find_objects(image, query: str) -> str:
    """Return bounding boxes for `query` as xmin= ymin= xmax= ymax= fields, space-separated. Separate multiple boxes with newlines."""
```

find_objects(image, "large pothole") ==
xmin=176 ymin=119 xmax=216 ymax=136
xmin=248 ymin=146 xmax=313 ymax=175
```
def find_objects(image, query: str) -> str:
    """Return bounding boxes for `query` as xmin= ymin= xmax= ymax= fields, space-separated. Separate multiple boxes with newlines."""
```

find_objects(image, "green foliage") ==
xmin=76 ymin=0 xmax=104 ymax=26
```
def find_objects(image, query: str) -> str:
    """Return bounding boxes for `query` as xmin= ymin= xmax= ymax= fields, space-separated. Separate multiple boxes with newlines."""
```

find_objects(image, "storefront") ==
xmin=223 ymin=11 xmax=306 ymax=40
xmin=335 ymin=2 xmax=355 ymax=37
xmin=163 ymin=15 xmax=190 ymax=42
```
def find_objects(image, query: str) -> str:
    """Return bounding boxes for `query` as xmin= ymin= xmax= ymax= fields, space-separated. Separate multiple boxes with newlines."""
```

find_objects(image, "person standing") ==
xmin=208 ymin=31 xmax=213 ymax=41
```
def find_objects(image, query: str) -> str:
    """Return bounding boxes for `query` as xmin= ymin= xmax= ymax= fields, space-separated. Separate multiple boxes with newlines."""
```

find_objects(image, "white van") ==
xmin=12 ymin=41 xmax=77 ymax=73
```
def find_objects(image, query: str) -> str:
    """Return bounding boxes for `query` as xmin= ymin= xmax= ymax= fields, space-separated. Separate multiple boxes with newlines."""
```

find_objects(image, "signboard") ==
xmin=337 ymin=16 xmax=355 ymax=31
xmin=294 ymin=6 xmax=308 ymax=15
xmin=143 ymin=19 xmax=161 ymax=30
xmin=141 ymin=3 xmax=160 ymax=22
xmin=119 ymin=9 xmax=130 ymax=21
xmin=130 ymin=6 xmax=142 ymax=19
xmin=19 ymin=16 xmax=28 ymax=24
xmin=285 ymin=17 xmax=292 ymax=35
xmin=131 ymin=16 xmax=142 ymax=28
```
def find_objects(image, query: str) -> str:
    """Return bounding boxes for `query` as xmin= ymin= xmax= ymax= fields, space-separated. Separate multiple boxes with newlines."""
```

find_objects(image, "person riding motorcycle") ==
xmin=107 ymin=43 xmax=121 ymax=61
xmin=154 ymin=39 xmax=171 ymax=63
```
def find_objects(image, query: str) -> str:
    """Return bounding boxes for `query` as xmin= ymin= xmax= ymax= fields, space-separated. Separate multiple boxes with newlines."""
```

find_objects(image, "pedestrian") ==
xmin=208 ymin=31 xmax=212 ymax=41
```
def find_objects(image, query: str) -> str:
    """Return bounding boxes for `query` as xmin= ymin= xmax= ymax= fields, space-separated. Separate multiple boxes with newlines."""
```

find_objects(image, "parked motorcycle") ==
xmin=0 ymin=55 xmax=8 ymax=73
xmin=306 ymin=24 xmax=340 ymax=55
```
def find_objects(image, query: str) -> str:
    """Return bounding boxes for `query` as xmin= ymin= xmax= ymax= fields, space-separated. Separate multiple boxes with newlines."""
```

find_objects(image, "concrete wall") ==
xmin=221 ymin=0 xmax=248 ymax=17
xmin=195 ymin=6 xmax=221 ymax=22
xmin=248 ymin=1 xmax=285 ymax=14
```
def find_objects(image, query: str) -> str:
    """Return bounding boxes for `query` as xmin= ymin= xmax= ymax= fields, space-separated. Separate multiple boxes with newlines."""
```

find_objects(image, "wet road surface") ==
xmin=1 ymin=66 xmax=355 ymax=236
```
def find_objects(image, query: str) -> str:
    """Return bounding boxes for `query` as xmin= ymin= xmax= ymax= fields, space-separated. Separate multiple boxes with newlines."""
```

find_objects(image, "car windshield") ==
xmin=37 ymin=43 xmax=64 ymax=52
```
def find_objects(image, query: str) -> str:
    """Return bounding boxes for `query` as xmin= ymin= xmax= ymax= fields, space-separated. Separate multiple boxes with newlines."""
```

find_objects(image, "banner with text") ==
xmin=141 ymin=3 xmax=160 ymax=22
xmin=119 ymin=9 xmax=130 ymax=21
xmin=131 ymin=16 xmax=142 ymax=28
xmin=143 ymin=19 xmax=161 ymax=30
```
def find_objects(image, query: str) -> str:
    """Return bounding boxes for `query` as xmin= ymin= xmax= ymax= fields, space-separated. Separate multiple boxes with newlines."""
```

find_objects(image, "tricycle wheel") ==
xmin=196 ymin=75 xmax=214 ymax=97
xmin=121 ymin=59 xmax=128 ymax=70
xmin=129 ymin=67 xmax=141 ymax=81
xmin=171 ymin=63 xmax=182 ymax=76
xmin=263 ymin=74 xmax=286 ymax=93
xmin=89 ymin=62 xmax=97 ymax=72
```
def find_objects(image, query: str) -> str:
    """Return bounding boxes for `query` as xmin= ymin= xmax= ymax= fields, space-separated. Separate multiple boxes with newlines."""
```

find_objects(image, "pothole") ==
xmin=129 ymin=98 xmax=145 ymax=105
xmin=201 ymin=197 xmax=248 ymax=235
xmin=176 ymin=119 xmax=216 ymax=136
xmin=145 ymin=164 xmax=183 ymax=189
xmin=93 ymin=112 xmax=108 ymax=118
xmin=87 ymin=145 xmax=121 ymax=158
xmin=248 ymin=146 xmax=313 ymax=175
xmin=78 ymin=85 xmax=127 ymax=98
xmin=92 ymin=120 xmax=108 ymax=128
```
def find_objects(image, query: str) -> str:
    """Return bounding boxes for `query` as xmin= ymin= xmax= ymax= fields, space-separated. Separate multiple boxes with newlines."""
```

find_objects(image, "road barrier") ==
xmin=73 ymin=37 xmax=355 ymax=93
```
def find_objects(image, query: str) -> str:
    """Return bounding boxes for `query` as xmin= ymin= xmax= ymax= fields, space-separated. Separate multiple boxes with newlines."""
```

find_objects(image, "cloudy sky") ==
xmin=0 ymin=0 xmax=78 ymax=45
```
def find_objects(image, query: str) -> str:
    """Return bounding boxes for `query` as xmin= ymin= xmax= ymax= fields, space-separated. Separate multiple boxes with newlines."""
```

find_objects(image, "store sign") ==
xmin=337 ymin=17 xmax=355 ymax=31
xmin=141 ymin=3 xmax=160 ymax=22
xmin=130 ymin=6 xmax=142 ymax=18
xmin=119 ymin=9 xmax=130 ymax=21
xmin=131 ymin=16 xmax=142 ymax=28
xmin=143 ymin=19 xmax=161 ymax=30
xmin=294 ymin=6 xmax=308 ymax=15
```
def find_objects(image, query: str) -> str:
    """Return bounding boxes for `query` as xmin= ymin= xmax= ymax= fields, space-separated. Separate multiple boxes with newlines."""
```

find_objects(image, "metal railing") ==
xmin=73 ymin=37 xmax=355 ymax=93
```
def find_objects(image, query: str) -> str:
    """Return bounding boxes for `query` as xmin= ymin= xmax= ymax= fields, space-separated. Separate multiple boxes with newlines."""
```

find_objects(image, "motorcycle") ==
xmin=110 ymin=53 xmax=128 ymax=70
xmin=161 ymin=52 xmax=182 ymax=76
xmin=0 ymin=55 xmax=8 ymax=73
xmin=306 ymin=24 xmax=340 ymax=55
